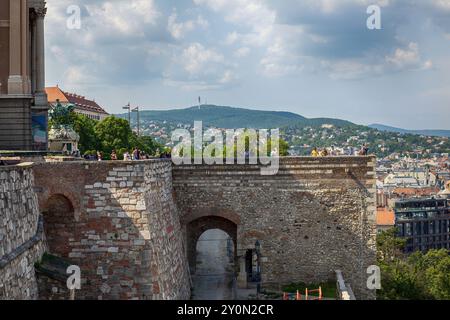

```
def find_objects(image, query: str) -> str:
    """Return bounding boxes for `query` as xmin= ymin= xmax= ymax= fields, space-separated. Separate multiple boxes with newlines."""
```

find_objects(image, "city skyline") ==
xmin=45 ymin=0 xmax=450 ymax=130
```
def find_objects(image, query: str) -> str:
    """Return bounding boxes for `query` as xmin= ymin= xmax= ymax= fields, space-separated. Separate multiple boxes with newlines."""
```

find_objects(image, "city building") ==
xmin=46 ymin=86 xmax=109 ymax=121
xmin=391 ymin=187 xmax=440 ymax=199
xmin=395 ymin=197 xmax=450 ymax=253
xmin=376 ymin=207 xmax=395 ymax=233
xmin=439 ymin=181 xmax=450 ymax=198
xmin=0 ymin=0 xmax=48 ymax=150
xmin=384 ymin=170 xmax=437 ymax=188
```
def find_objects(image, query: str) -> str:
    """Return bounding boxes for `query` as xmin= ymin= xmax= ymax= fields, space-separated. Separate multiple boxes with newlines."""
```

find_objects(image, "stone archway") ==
xmin=42 ymin=194 xmax=75 ymax=257
xmin=186 ymin=216 xmax=238 ymax=274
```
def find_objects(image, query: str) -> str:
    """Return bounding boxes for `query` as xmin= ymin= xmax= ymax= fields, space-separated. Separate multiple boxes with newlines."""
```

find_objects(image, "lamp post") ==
xmin=123 ymin=103 xmax=131 ymax=127
xmin=132 ymin=106 xmax=140 ymax=136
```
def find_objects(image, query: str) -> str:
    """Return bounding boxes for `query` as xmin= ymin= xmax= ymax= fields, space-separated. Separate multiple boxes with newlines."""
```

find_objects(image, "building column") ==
xmin=7 ymin=0 xmax=27 ymax=94
xmin=21 ymin=0 xmax=31 ymax=94
xmin=31 ymin=13 xmax=37 ymax=94
xmin=34 ymin=5 xmax=47 ymax=106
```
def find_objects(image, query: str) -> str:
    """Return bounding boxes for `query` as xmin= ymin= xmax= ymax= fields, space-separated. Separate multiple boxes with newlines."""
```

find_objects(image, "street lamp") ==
xmin=122 ymin=103 xmax=131 ymax=126
xmin=132 ymin=106 xmax=140 ymax=136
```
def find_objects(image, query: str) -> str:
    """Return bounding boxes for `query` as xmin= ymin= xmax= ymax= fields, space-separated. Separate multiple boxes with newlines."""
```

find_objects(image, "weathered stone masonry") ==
xmin=0 ymin=163 xmax=46 ymax=299
xmin=1 ymin=156 xmax=376 ymax=300
xmin=173 ymin=156 xmax=377 ymax=299
xmin=33 ymin=160 xmax=191 ymax=300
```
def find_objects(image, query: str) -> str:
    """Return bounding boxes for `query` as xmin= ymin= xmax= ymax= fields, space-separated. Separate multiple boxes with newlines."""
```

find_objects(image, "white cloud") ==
xmin=432 ymin=0 xmax=450 ymax=11
xmin=323 ymin=59 xmax=383 ymax=80
xmin=385 ymin=42 xmax=420 ymax=68
xmin=46 ymin=0 xmax=162 ymax=45
xmin=195 ymin=0 xmax=276 ymax=46
xmin=45 ymin=0 xmax=169 ymax=93
xmin=85 ymin=0 xmax=160 ymax=37
xmin=234 ymin=47 xmax=250 ymax=58
xmin=288 ymin=0 xmax=392 ymax=14
xmin=225 ymin=32 xmax=239 ymax=45
xmin=385 ymin=42 xmax=432 ymax=71
xmin=62 ymin=65 xmax=100 ymax=89
xmin=181 ymin=43 xmax=224 ymax=74
xmin=168 ymin=12 xmax=195 ymax=39
xmin=259 ymin=25 xmax=306 ymax=77
xmin=321 ymin=42 xmax=432 ymax=80
xmin=167 ymin=11 xmax=209 ymax=40
xmin=196 ymin=15 xmax=210 ymax=28
xmin=164 ymin=43 xmax=237 ymax=90
xmin=219 ymin=70 xmax=236 ymax=84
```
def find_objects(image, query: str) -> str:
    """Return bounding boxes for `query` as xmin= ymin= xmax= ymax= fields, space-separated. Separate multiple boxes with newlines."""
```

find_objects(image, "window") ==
xmin=405 ymin=223 xmax=412 ymax=236
xmin=415 ymin=222 xmax=422 ymax=236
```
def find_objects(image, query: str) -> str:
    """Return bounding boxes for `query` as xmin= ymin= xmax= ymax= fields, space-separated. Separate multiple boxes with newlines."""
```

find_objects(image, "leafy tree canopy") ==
xmin=377 ymin=228 xmax=450 ymax=300
xmin=94 ymin=116 xmax=132 ymax=155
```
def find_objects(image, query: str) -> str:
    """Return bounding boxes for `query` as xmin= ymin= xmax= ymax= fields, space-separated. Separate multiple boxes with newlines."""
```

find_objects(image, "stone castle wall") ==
xmin=33 ymin=160 xmax=191 ymax=300
xmin=173 ymin=156 xmax=377 ymax=299
xmin=1 ymin=157 xmax=377 ymax=300
xmin=0 ymin=164 xmax=46 ymax=299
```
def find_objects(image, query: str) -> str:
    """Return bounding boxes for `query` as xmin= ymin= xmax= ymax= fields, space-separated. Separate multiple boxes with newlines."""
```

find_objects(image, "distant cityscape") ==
xmin=38 ymin=85 xmax=450 ymax=253
xmin=116 ymin=104 xmax=450 ymax=253
xmin=1 ymin=0 xmax=449 ymax=303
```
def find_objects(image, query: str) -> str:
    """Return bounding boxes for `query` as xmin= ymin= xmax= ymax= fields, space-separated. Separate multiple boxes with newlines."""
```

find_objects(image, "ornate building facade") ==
xmin=0 ymin=0 xmax=48 ymax=150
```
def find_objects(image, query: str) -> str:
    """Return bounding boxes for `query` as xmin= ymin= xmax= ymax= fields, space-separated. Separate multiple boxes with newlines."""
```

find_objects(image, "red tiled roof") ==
xmin=45 ymin=87 xmax=109 ymax=115
xmin=377 ymin=208 xmax=395 ymax=226
xmin=45 ymin=86 xmax=69 ymax=103
xmin=392 ymin=187 xmax=439 ymax=197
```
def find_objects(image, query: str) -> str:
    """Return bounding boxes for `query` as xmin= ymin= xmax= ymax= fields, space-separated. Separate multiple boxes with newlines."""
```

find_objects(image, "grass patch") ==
xmin=261 ymin=290 xmax=283 ymax=299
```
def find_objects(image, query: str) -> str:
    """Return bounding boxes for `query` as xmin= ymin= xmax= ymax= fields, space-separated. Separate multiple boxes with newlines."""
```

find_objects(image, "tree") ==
xmin=277 ymin=138 xmax=290 ymax=156
xmin=376 ymin=228 xmax=424 ymax=300
xmin=72 ymin=113 xmax=98 ymax=154
xmin=376 ymin=228 xmax=406 ymax=263
xmin=94 ymin=116 xmax=132 ymax=156
xmin=377 ymin=228 xmax=450 ymax=300
xmin=129 ymin=133 xmax=162 ymax=156
xmin=421 ymin=250 xmax=450 ymax=300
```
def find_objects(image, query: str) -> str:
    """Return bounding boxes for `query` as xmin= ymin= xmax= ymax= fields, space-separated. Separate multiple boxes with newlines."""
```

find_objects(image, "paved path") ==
xmin=191 ymin=229 xmax=235 ymax=300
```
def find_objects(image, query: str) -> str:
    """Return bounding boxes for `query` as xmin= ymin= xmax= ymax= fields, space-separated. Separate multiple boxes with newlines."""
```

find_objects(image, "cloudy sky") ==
xmin=45 ymin=0 xmax=450 ymax=129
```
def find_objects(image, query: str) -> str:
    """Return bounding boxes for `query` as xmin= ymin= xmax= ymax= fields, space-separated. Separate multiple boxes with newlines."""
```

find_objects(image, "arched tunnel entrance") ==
xmin=187 ymin=216 xmax=237 ymax=300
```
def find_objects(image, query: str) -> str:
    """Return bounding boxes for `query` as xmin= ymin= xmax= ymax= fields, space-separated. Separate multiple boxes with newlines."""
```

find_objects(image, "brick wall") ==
xmin=33 ymin=160 xmax=191 ymax=300
xmin=173 ymin=156 xmax=377 ymax=299
xmin=17 ymin=156 xmax=377 ymax=300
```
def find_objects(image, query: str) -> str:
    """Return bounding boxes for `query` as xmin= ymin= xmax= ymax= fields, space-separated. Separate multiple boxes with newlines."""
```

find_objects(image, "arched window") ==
xmin=43 ymin=194 xmax=75 ymax=257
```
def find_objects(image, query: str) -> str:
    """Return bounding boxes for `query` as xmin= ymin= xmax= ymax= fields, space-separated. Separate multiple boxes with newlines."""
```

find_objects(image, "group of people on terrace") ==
xmin=118 ymin=148 xmax=149 ymax=161
xmin=311 ymin=144 xmax=369 ymax=157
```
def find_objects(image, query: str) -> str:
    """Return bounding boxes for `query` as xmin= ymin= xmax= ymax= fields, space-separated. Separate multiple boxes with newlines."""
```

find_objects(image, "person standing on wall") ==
xmin=111 ymin=150 xmax=118 ymax=161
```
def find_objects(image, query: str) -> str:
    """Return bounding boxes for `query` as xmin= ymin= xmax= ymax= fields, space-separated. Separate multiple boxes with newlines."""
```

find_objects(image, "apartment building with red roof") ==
xmin=45 ymin=86 xmax=109 ymax=121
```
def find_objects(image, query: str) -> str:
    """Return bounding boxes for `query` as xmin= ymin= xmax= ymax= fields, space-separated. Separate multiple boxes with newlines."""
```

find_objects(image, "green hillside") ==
xmin=369 ymin=124 xmax=450 ymax=138
xmin=116 ymin=105 xmax=354 ymax=129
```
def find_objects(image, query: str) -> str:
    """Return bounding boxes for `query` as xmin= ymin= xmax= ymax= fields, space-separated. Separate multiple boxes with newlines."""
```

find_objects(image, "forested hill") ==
xmin=369 ymin=124 xmax=450 ymax=138
xmin=116 ymin=105 xmax=354 ymax=129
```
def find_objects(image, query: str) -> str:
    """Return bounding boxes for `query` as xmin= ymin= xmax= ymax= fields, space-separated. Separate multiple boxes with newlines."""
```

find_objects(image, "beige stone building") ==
xmin=46 ymin=86 xmax=109 ymax=121
xmin=0 ymin=0 xmax=48 ymax=150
